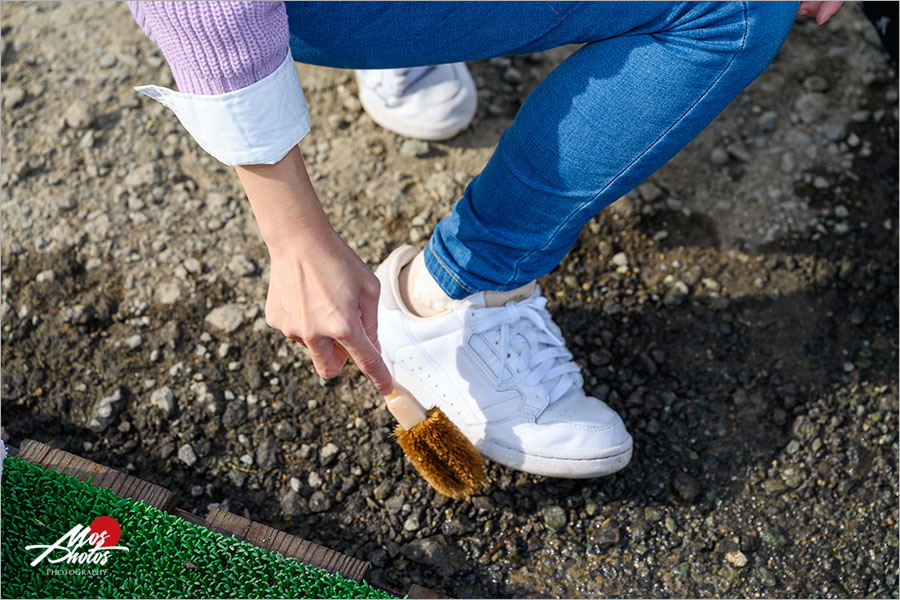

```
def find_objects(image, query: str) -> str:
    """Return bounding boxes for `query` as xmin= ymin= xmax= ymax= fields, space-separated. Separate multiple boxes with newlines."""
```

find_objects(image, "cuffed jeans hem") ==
xmin=423 ymin=239 xmax=479 ymax=300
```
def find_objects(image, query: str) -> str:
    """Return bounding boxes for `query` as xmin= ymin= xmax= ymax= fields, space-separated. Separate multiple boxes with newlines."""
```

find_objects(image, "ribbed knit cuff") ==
xmin=129 ymin=1 xmax=289 ymax=95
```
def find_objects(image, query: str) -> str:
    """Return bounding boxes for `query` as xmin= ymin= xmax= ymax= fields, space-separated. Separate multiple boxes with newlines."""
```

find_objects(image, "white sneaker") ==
xmin=356 ymin=64 xmax=477 ymax=141
xmin=375 ymin=246 xmax=633 ymax=478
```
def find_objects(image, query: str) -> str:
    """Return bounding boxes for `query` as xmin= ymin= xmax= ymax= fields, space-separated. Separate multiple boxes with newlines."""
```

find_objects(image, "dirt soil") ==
xmin=2 ymin=3 xmax=897 ymax=598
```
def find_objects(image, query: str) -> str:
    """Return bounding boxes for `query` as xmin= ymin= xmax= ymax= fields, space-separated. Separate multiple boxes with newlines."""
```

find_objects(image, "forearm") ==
xmin=235 ymin=146 xmax=336 ymax=256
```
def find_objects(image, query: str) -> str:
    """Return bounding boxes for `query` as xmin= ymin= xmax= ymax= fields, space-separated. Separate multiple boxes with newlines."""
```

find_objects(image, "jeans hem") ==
xmin=424 ymin=240 xmax=477 ymax=300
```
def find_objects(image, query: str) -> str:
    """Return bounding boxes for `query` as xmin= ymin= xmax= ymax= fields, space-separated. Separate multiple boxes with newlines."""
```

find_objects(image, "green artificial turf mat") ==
xmin=1 ymin=457 xmax=398 ymax=599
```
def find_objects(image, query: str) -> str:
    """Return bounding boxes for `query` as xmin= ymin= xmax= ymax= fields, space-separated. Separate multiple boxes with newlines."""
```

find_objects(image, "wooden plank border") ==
xmin=16 ymin=440 xmax=174 ymax=511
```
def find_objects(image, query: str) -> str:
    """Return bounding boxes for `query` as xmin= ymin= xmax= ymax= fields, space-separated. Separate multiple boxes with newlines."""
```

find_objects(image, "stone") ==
xmin=177 ymin=444 xmax=198 ymax=466
xmin=385 ymin=494 xmax=405 ymax=514
xmin=542 ymin=505 xmax=567 ymax=531
xmin=672 ymin=472 xmax=699 ymax=502
xmin=221 ymin=401 xmax=246 ymax=428
xmin=821 ymin=122 xmax=846 ymax=142
xmin=761 ymin=478 xmax=786 ymax=495
xmin=758 ymin=110 xmax=778 ymax=132
xmin=98 ymin=53 xmax=118 ymax=68
xmin=308 ymin=491 xmax=332 ymax=513
xmin=84 ymin=214 xmax=111 ymax=242
xmin=793 ymin=93 xmax=829 ymax=124
xmin=205 ymin=304 xmax=244 ymax=333
xmin=274 ymin=419 xmax=297 ymax=441
xmin=2 ymin=86 xmax=26 ymax=108
xmin=403 ymin=514 xmax=421 ymax=531
xmin=308 ymin=471 xmax=323 ymax=488
xmin=191 ymin=382 xmax=222 ymax=414
xmin=280 ymin=490 xmax=307 ymax=518
xmin=781 ymin=467 xmax=805 ymax=488
xmin=502 ymin=66 xmax=522 ymax=84
xmin=228 ymin=254 xmax=257 ymax=276
xmin=125 ymin=334 xmax=142 ymax=349
xmin=725 ymin=550 xmax=748 ymax=567
xmin=151 ymin=387 xmax=176 ymax=416
xmin=761 ymin=527 xmax=789 ymax=548
xmin=373 ymin=480 xmax=393 ymax=501
xmin=400 ymin=534 xmax=467 ymax=576
xmin=255 ymin=435 xmax=279 ymax=470
xmin=319 ymin=442 xmax=340 ymax=465
xmin=726 ymin=142 xmax=751 ymax=162
xmin=124 ymin=164 xmax=160 ymax=187
xmin=710 ymin=147 xmax=729 ymax=166
xmin=586 ymin=518 xmax=619 ymax=548
xmin=35 ymin=270 xmax=55 ymax=283
xmin=638 ymin=182 xmax=663 ymax=202
xmin=612 ymin=252 xmax=628 ymax=267
xmin=64 ymin=99 xmax=94 ymax=129
xmin=289 ymin=477 xmax=301 ymax=492
xmin=342 ymin=95 xmax=362 ymax=113
xmin=399 ymin=140 xmax=429 ymax=158
xmin=424 ymin=171 xmax=458 ymax=202
xmin=802 ymin=74 xmax=828 ymax=92
xmin=87 ymin=388 xmax=126 ymax=432
xmin=155 ymin=280 xmax=181 ymax=305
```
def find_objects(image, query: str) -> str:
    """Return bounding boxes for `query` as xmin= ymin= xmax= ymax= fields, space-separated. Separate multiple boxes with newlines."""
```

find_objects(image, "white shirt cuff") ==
xmin=134 ymin=52 xmax=310 ymax=166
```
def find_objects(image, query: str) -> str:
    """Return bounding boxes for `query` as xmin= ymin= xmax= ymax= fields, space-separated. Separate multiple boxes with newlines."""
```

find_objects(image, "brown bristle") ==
xmin=392 ymin=407 xmax=485 ymax=499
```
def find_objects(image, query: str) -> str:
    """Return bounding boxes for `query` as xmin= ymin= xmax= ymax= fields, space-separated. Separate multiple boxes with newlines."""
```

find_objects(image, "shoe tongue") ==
xmin=483 ymin=282 xmax=537 ymax=308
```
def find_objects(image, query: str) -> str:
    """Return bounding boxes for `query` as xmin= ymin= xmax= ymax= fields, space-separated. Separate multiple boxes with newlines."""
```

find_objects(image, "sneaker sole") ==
xmin=478 ymin=437 xmax=633 ymax=479
xmin=359 ymin=95 xmax=476 ymax=141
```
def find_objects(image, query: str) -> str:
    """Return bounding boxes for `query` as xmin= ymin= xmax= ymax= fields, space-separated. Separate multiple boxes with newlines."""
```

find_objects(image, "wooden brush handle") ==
xmin=384 ymin=383 xmax=427 ymax=430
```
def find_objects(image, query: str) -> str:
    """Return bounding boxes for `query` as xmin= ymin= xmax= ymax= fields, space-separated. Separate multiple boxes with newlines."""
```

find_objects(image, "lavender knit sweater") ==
xmin=129 ymin=1 xmax=289 ymax=95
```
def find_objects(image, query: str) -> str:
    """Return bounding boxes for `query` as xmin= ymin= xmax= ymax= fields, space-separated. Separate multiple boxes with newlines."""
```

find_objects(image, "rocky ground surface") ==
xmin=2 ymin=2 xmax=897 ymax=598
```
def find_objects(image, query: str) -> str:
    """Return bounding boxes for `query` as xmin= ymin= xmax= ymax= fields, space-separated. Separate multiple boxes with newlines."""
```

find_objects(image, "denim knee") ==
xmin=741 ymin=1 xmax=799 ymax=74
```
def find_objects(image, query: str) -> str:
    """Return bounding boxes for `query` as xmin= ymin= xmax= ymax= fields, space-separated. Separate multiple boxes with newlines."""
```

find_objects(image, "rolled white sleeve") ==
xmin=135 ymin=52 xmax=310 ymax=166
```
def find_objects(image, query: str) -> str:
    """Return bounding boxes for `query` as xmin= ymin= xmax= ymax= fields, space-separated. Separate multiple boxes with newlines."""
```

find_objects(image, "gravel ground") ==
xmin=2 ymin=3 xmax=897 ymax=598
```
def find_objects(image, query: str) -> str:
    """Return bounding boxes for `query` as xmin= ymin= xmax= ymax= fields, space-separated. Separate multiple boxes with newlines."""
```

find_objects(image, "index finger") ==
xmin=816 ymin=1 xmax=843 ymax=24
xmin=337 ymin=325 xmax=393 ymax=395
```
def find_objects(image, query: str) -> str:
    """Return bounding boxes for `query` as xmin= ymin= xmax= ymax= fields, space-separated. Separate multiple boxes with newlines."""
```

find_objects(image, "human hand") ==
xmin=265 ymin=230 xmax=393 ymax=395
xmin=235 ymin=147 xmax=393 ymax=395
xmin=797 ymin=1 xmax=844 ymax=25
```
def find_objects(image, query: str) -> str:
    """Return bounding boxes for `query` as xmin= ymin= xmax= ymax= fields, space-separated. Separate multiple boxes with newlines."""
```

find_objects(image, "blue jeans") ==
xmin=287 ymin=2 xmax=797 ymax=298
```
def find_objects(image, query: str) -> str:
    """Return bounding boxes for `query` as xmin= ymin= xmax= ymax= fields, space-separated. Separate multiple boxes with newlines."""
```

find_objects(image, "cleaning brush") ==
xmin=384 ymin=383 xmax=485 ymax=498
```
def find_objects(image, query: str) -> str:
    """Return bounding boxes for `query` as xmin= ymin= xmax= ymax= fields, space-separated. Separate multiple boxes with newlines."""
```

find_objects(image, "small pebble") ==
xmin=177 ymin=444 xmax=197 ymax=466
xmin=399 ymin=140 xmax=430 ymax=158
xmin=2 ymin=86 xmax=26 ymax=108
xmin=543 ymin=505 xmax=567 ymax=531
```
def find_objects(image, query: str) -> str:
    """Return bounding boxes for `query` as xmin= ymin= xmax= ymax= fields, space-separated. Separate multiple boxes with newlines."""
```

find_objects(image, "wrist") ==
xmin=235 ymin=146 xmax=337 ymax=257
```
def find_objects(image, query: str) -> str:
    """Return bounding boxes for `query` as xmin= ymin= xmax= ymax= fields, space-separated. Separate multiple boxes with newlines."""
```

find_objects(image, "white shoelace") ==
xmin=373 ymin=66 xmax=435 ymax=106
xmin=471 ymin=293 xmax=581 ymax=403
